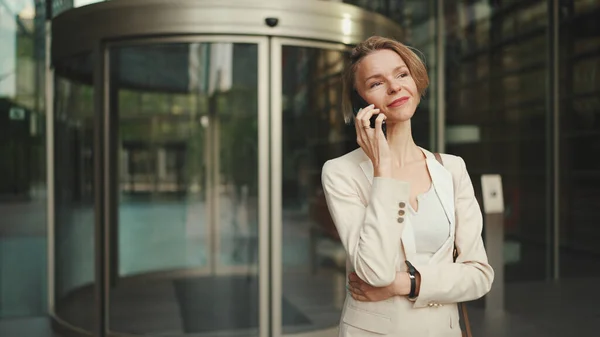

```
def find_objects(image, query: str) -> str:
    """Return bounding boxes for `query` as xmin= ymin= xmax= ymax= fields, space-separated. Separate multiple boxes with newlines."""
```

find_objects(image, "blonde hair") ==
xmin=341 ymin=36 xmax=429 ymax=123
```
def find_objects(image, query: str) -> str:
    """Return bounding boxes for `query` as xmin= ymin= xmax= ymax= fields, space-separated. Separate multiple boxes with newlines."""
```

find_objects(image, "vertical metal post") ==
xmin=546 ymin=0 xmax=560 ymax=280
xmin=93 ymin=42 xmax=108 ymax=337
xmin=270 ymin=37 xmax=283 ymax=337
xmin=214 ymin=110 xmax=221 ymax=272
xmin=481 ymin=174 xmax=504 ymax=314
xmin=207 ymin=92 xmax=217 ymax=275
xmin=108 ymin=51 xmax=120 ymax=287
xmin=484 ymin=211 xmax=504 ymax=313
xmin=435 ymin=0 xmax=446 ymax=153
xmin=257 ymin=38 xmax=270 ymax=337
xmin=45 ymin=10 xmax=55 ymax=314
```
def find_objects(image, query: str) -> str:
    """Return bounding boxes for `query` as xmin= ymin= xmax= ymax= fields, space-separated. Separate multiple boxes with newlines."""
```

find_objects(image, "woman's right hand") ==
xmin=348 ymin=271 xmax=397 ymax=302
xmin=355 ymin=105 xmax=392 ymax=177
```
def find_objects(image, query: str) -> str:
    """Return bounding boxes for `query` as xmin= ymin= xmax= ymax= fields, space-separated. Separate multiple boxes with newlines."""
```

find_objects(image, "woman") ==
xmin=321 ymin=36 xmax=494 ymax=336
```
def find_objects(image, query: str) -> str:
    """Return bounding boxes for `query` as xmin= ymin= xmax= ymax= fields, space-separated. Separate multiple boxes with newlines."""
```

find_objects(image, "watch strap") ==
xmin=405 ymin=260 xmax=417 ymax=299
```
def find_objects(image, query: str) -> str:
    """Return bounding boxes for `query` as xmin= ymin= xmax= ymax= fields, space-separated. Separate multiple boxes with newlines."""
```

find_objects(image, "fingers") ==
xmin=354 ymin=113 xmax=365 ymax=145
xmin=374 ymin=112 xmax=387 ymax=134
xmin=348 ymin=281 xmax=363 ymax=293
xmin=348 ymin=275 xmax=371 ymax=298
xmin=348 ymin=273 xmax=365 ymax=291
xmin=355 ymin=105 xmax=380 ymax=147
xmin=348 ymin=273 xmax=368 ymax=292
xmin=351 ymin=292 xmax=367 ymax=301
xmin=349 ymin=286 xmax=372 ymax=302
xmin=353 ymin=105 xmax=389 ymax=170
xmin=348 ymin=283 xmax=366 ymax=301
xmin=356 ymin=105 xmax=380 ymax=129
xmin=355 ymin=104 xmax=374 ymax=121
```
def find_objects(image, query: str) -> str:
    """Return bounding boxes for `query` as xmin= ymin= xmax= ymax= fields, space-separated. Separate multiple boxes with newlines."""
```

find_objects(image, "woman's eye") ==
xmin=369 ymin=82 xmax=382 ymax=88
xmin=397 ymin=72 xmax=409 ymax=78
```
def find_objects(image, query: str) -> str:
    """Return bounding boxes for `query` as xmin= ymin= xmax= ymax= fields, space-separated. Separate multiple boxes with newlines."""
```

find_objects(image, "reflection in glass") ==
xmin=0 ymin=0 xmax=48 ymax=319
xmin=444 ymin=1 xmax=549 ymax=281
xmin=53 ymin=63 xmax=96 ymax=329
xmin=111 ymin=42 xmax=259 ymax=336
xmin=559 ymin=1 xmax=600 ymax=278
xmin=280 ymin=46 xmax=354 ymax=334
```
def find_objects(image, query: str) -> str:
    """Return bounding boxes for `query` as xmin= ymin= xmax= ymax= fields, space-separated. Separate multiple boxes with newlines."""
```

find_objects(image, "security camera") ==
xmin=265 ymin=17 xmax=279 ymax=27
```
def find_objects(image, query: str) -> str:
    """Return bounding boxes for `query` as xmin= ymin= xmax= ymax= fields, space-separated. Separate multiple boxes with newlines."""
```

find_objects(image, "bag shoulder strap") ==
xmin=434 ymin=152 xmax=444 ymax=166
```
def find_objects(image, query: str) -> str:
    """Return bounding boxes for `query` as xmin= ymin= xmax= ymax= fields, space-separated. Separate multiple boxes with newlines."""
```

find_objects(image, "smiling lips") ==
xmin=388 ymin=97 xmax=409 ymax=108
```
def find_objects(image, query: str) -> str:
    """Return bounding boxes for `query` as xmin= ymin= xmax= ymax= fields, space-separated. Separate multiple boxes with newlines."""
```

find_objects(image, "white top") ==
xmin=408 ymin=184 xmax=450 ymax=265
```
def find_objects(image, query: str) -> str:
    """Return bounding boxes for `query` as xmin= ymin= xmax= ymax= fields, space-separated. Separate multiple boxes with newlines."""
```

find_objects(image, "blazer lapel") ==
xmin=420 ymin=148 xmax=456 ymax=236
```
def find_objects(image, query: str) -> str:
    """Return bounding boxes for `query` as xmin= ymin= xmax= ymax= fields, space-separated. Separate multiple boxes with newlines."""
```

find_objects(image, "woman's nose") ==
xmin=388 ymin=81 xmax=402 ymax=94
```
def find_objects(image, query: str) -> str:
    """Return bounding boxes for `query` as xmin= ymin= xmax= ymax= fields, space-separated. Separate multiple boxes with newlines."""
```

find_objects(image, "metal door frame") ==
xmin=100 ymin=35 xmax=271 ymax=337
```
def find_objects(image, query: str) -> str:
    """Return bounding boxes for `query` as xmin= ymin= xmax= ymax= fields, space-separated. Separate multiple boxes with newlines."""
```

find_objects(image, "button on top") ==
xmin=399 ymin=202 xmax=406 ymax=208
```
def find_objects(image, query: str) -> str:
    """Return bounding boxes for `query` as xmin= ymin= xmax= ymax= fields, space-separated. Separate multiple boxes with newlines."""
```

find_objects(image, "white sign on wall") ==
xmin=9 ymin=107 xmax=25 ymax=120
xmin=481 ymin=174 xmax=504 ymax=214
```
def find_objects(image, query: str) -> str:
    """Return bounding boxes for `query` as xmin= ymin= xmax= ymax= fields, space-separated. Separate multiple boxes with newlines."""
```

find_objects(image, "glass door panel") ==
xmin=107 ymin=39 xmax=265 ymax=336
xmin=273 ymin=39 xmax=353 ymax=336
xmin=53 ymin=53 xmax=97 ymax=332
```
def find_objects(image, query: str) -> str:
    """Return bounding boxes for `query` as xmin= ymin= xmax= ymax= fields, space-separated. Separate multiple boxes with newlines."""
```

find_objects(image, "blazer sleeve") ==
xmin=412 ymin=157 xmax=495 ymax=308
xmin=321 ymin=159 xmax=410 ymax=287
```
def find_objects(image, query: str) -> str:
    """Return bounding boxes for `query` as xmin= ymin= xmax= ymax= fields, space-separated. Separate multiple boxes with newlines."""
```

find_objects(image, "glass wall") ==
xmin=443 ymin=0 xmax=550 ymax=282
xmin=348 ymin=0 xmax=600 ymax=284
xmin=0 ymin=0 xmax=48 ymax=321
xmin=558 ymin=0 xmax=600 ymax=278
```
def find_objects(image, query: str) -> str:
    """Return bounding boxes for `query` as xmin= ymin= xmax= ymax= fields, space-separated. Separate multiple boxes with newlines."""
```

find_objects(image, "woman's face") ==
xmin=354 ymin=49 xmax=419 ymax=123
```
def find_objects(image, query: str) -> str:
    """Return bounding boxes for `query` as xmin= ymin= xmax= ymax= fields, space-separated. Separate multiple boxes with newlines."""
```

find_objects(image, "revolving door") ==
xmin=49 ymin=1 xmax=402 ymax=336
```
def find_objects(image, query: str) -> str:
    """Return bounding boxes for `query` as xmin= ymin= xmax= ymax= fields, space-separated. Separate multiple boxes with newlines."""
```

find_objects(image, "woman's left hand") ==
xmin=347 ymin=272 xmax=399 ymax=302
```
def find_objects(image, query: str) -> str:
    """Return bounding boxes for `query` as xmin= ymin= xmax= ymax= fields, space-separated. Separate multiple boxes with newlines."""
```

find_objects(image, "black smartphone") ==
xmin=351 ymin=91 xmax=385 ymax=132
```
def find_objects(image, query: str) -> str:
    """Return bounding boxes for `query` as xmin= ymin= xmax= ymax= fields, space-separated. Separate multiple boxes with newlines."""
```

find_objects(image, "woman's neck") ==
xmin=385 ymin=120 xmax=423 ymax=168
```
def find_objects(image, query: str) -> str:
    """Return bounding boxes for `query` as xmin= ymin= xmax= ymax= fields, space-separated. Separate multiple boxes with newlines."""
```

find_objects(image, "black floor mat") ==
xmin=173 ymin=275 xmax=311 ymax=333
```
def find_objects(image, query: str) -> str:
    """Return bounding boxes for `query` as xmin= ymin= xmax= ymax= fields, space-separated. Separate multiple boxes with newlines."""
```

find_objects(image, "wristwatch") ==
xmin=405 ymin=260 xmax=417 ymax=300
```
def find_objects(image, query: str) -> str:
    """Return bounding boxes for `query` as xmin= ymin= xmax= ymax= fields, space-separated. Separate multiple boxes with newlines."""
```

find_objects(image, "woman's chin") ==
xmin=384 ymin=106 xmax=416 ymax=122
xmin=384 ymin=113 xmax=415 ymax=125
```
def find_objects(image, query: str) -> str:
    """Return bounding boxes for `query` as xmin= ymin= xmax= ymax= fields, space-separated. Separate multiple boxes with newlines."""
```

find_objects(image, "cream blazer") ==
xmin=321 ymin=147 xmax=494 ymax=337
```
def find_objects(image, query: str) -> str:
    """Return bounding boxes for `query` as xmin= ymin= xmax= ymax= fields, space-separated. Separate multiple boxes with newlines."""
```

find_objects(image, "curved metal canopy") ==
xmin=51 ymin=0 xmax=404 ymax=60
